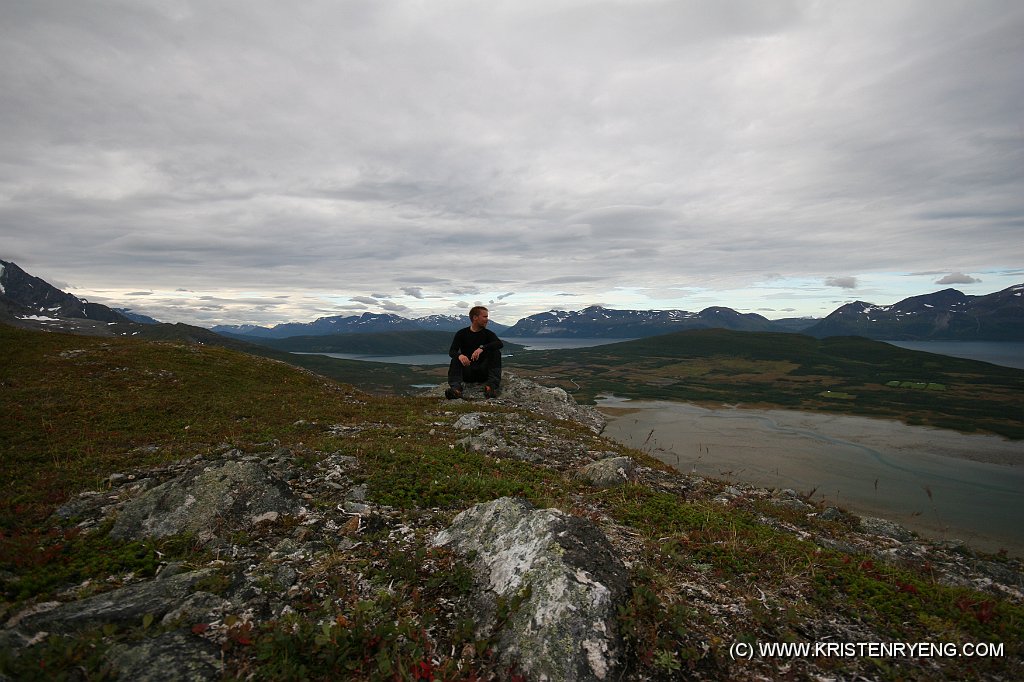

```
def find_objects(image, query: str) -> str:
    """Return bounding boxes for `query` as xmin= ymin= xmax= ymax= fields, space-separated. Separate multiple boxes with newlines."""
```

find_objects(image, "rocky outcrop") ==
xmin=433 ymin=497 xmax=629 ymax=682
xmin=425 ymin=371 xmax=606 ymax=434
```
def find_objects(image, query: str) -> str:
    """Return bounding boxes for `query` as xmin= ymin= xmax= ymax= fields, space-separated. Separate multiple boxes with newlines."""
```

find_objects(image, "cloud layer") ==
xmin=1 ymin=1 xmax=1021 ymax=325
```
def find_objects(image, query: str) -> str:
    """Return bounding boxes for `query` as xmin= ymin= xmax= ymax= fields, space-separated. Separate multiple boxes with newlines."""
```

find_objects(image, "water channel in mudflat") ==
xmin=597 ymin=397 xmax=1024 ymax=556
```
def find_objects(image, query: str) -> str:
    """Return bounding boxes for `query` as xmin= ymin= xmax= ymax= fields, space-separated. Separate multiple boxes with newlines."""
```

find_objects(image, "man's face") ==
xmin=472 ymin=310 xmax=489 ymax=328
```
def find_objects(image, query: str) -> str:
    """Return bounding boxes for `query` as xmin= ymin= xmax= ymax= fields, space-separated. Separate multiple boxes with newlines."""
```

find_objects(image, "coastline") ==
xmin=598 ymin=398 xmax=1024 ymax=556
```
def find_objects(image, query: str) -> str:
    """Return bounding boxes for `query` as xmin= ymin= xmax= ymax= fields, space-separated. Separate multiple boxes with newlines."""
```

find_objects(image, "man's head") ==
xmin=469 ymin=306 xmax=489 ymax=330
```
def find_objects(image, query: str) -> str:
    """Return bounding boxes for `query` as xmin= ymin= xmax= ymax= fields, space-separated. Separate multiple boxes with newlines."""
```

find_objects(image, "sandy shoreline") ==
xmin=598 ymin=399 xmax=1024 ymax=556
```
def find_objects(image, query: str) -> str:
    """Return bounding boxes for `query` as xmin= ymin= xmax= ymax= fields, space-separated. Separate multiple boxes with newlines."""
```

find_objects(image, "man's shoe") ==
xmin=484 ymin=385 xmax=496 ymax=399
xmin=445 ymin=386 xmax=463 ymax=400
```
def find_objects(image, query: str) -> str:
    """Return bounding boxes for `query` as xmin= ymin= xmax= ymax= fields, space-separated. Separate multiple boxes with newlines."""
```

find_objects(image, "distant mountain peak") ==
xmin=0 ymin=259 xmax=132 ymax=327
xmin=804 ymin=283 xmax=1024 ymax=341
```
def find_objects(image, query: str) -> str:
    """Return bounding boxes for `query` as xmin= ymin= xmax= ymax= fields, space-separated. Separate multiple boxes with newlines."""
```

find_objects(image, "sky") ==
xmin=2 ymin=0 xmax=1022 ymax=328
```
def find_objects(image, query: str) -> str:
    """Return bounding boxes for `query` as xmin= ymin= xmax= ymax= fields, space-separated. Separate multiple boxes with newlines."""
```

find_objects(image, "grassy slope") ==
xmin=506 ymin=329 xmax=1024 ymax=439
xmin=2 ymin=324 xmax=1022 ymax=680
xmin=135 ymin=321 xmax=438 ymax=393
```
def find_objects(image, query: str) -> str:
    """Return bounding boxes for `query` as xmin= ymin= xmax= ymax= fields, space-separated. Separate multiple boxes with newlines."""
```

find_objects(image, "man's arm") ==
xmin=483 ymin=329 xmax=503 ymax=351
xmin=449 ymin=329 xmax=466 ymax=359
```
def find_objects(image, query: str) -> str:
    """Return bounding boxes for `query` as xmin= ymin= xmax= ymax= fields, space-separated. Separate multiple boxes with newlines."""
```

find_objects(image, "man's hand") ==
xmin=459 ymin=353 xmax=471 ymax=367
xmin=470 ymin=348 xmax=484 ymax=362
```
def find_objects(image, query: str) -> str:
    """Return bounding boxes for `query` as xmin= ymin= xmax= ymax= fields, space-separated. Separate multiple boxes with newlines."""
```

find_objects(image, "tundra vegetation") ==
xmin=1 ymin=324 xmax=1021 ymax=680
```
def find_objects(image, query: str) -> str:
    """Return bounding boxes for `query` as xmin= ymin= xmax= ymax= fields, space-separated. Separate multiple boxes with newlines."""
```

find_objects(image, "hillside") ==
xmin=1 ymin=324 xmax=1022 ymax=680
xmin=506 ymin=329 xmax=1024 ymax=439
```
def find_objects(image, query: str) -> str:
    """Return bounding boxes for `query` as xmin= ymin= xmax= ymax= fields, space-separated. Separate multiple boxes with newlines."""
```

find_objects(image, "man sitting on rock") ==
xmin=446 ymin=306 xmax=503 ymax=399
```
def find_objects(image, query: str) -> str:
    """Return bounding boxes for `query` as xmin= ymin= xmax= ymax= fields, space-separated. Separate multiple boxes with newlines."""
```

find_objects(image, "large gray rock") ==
xmin=109 ymin=460 xmax=299 ymax=542
xmin=433 ymin=497 xmax=628 ymax=682
xmin=578 ymin=456 xmax=635 ymax=488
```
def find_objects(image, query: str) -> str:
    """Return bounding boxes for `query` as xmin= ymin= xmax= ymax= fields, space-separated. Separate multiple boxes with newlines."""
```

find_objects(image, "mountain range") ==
xmin=2 ymin=259 xmax=1022 ymax=341
xmin=802 ymin=285 xmax=1024 ymax=341
xmin=503 ymin=305 xmax=785 ymax=337
xmin=212 ymin=313 xmax=509 ymax=338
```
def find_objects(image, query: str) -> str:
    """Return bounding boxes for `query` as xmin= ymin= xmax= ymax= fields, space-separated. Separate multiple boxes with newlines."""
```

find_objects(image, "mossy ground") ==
xmin=1 ymin=324 xmax=1021 ymax=680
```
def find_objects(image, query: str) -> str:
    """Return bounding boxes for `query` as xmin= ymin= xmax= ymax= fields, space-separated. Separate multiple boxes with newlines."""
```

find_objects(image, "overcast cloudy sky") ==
xmin=2 ymin=0 xmax=1022 ymax=327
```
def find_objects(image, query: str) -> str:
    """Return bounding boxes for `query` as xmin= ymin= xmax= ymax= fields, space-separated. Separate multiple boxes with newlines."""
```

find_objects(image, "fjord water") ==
xmin=303 ymin=338 xmax=1023 ymax=370
xmin=883 ymin=341 xmax=1024 ymax=370
xmin=598 ymin=398 xmax=1024 ymax=556
xmin=299 ymin=337 xmax=633 ymax=365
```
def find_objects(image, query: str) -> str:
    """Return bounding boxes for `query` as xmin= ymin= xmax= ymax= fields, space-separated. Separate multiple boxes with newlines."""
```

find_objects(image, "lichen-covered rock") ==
xmin=578 ymin=456 xmax=635 ymax=488
xmin=109 ymin=460 xmax=299 ymax=542
xmin=107 ymin=630 xmax=221 ymax=681
xmin=433 ymin=497 xmax=628 ymax=682
xmin=15 ymin=569 xmax=218 ymax=633
xmin=454 ymin=413 xmax=484 ymax=430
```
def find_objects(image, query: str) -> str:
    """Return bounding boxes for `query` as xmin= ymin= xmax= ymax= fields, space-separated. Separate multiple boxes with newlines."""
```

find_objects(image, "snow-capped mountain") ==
xmin=504 ymin=304 xmax=778 ymax=338
xmin=0 ymin=259 xmax=132 ymax=327
xmin=803 ymin=285 xmax=1024 ymax=340
xmin=412 ymin=314 xmax=509 ymax=333
xmin=213 ymin=313 xmax=422 ymax=338
xmin=213 ymin=313 xmax=510 ymax=338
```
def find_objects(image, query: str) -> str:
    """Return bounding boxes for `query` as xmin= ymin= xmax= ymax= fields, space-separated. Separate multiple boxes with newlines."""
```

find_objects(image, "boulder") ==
xmin=109 ymin=460 xmax=300 ymax=542
xmin=433 ymin=497 xmax=628 ymax=681
xmin=578 ymin=456 xmax=635 ymax=488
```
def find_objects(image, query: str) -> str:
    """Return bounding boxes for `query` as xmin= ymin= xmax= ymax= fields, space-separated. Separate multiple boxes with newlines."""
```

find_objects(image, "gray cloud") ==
xmin=2 ymin=1 xmax=1021 ymax=325
xmin=936 ymin=272 xmax=981 ymax=285
xmin=825 ymin=277 xmax=858 ymax=289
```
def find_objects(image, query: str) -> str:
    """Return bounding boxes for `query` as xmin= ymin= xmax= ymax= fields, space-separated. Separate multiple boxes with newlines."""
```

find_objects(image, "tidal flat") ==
xmin=598 ymin=397 xmax=1024 ymax=556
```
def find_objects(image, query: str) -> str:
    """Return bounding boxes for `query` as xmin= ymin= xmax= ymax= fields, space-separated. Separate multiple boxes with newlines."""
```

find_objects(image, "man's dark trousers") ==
xmin=448 ymin=353 xmax=502 ymax=390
